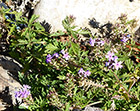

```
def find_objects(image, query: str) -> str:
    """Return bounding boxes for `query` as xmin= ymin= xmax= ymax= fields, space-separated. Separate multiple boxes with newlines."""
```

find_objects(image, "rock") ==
xmin=0 ymin=55 xmax=23 ymax=110
xmin=1 ymin=0 xmax=40 ymax=18
xmin=84 ymin=106 xmax=104 ymax=111
xmin=73 ymin=106 xmax=104 ymax=111
xmin=34 ymin=0 xmax=140 ymax=33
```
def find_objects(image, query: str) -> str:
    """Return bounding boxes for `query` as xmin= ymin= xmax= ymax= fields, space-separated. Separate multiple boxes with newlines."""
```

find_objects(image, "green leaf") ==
xmin=78 ymin=29 xmax=90 ymax=35
xmin=0 ymin=34 xmax=2 ymax=38
xmin=33 ymin=22 xmax=45 ymax=31
xmin=17 ymin=39 xmax=28 ymax=44
xmin=122 ymin=92 xmax=129 ymax=101
xmin=21 ymin=28 xmax=28 ymax=36
xmin=125 ymin=59 xmax=133 ymax=71
xmin=57 ymin=75 xmax=66 ymax=80
xmin=71 ymin=31 xmax=78 ymax=39
xmin=15 ymin=11 xmax=22 ymax=21
xmin=59 ymin=84 xmax=65 ymax=89
xmin=45 ymin=43 xmax=58 ymax=52
xmin=74 ymin=87 xmax=78 ymax=95
xmin=28 ymin=14 xmax=39 ymax=27
xmin=65 ymin=103 xmax=70 ymax=111
xmin=18 ymin=106 xmax=27 ymax=109
xmin=8 ymin=24 xmax=16 ymax=35
xmin=50 ymin=30 xmax=65 ymax=37
xmin=70 ymin=42 xmax=80 ymax=55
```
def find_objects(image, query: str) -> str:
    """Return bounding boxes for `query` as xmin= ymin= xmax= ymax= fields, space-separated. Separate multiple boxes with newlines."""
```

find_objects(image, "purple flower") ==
xmin=78 ymin=68 xmax=91 ymax=77
xmin=105 ymin=61 xmax=113 ymax=69
xmin=105 ymin=51 xmax=123 ymax=70
xmin=63 ymin=52 xmax=70 ymax=60
xmin=127 ymin=34 xmax=130 ymax=38
xmin=113 ymin=56 xmax=118 ymax=62
xmin=23 ymin=85 xmax=31 ymax=89
xmin=90 ymin=38 xmax=105 ymax=46
xmin=15 ymin=84 xmax=31 ymax=99
xmin=121 ymin=34 xmax=130 ymax=43
xmin=60 ymin=49 xmax=65 ymax=55
xmin=46 ymin=54 xmax=52 ymax=58
xmin=105 ymin=51 xmax=115 ymax=61
xmin=15 ymin=91 xmax=20 ymax=98
xmin=46 ymin=54 xmax=52 ymax=63
xmin=52 ymin=53 xmax=59 ymax=58
xmin=84 ymin=70 xmax=91 ymax=77
xmin=69 ymin=15 xmax=76 ymax=20
xmin=20 ymin=89 xmax=30 ymax=98
xmin=113 ymin=61 xmax=123 ymax=70
xmin=105 ymin=62 xmax=110 ymax=67
xmin=78 ymin=68 xmax=85 ymax=75
xmin=89 ymin=38 xmax=95 ymax=46
xmin=121 ymin=37 xmax=129 ymax=43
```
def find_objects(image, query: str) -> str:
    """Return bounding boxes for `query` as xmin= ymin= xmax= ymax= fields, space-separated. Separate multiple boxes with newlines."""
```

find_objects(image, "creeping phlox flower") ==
xmin=46 ymin=53 xmax=59 ymax=63
xmin=105 ymin=51 xmax=123 ymax=70
xmin=46 ymin=54 xmax=52 ymax=63
xmin=89 ymin=38 xmax=105 ymax=46
xmin=105 ymin=51 xmax=115 ymax=61
xmin=15 ymin=85 xmax=31 ymax=99
xmin=60 ymin=49 xmax=70 ymax=60
xmin=112 ymin=61 xmax=123 ymax=70
xmin=46 ymin=49 xmax=70 ymax=63
xmin=52 ymin=53 xmax=59 ymax=58
xmin=78 ymin=68 xmax=91 ymax=77
xmin=89 ymin=38 xmax=96 ymax=46
xmin=121 ymin=34 xmax=130 ymax=43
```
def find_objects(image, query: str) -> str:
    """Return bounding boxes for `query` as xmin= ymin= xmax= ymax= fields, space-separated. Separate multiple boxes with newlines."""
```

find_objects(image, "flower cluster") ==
xmin=78 ymin=68 xmax=91 ymax=77
xmin=121 ymin=34 xmax=130 ymax=43
xmin=46 ymin=49 xmax=70 ymax=63
xmin=89 ymin=38 xmax=105 ymax=46
xmin=15 ymin=85 xmax=31 ymax=99
xmin=60 ymin=49 xmax=70 ymax=60
xmin=46 ymin=53 xmax=59 ymax=63
xmin=105 ymin=51 xmax=123 ymax=70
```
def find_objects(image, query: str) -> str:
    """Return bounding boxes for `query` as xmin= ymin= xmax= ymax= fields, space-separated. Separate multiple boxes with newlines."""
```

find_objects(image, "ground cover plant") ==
xmin=0 ymin=7 xmax=140 ymax=111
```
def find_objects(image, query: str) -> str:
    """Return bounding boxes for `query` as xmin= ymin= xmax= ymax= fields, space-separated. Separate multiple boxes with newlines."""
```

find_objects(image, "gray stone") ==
xmin=84 ymin=106 xmax=104 ymax=111
xmin=34 ymin=0 xmax=140 ymax=33
xmin=0 ymin=55 xmax=23 ymax=110
xmin=0 ymin=55 xmax=22 ymax=75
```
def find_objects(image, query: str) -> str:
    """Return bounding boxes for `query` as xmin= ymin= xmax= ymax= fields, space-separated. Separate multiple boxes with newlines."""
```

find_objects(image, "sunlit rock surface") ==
xmin=34 ymin=0 xmax=140 ymax=32
xmin=0 ymin=55 xmax=22 ymax=110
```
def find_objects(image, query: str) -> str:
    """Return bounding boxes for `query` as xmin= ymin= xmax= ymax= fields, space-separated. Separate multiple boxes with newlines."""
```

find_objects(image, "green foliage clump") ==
xmin=0 ymin=7 xmax=140 ymax=111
